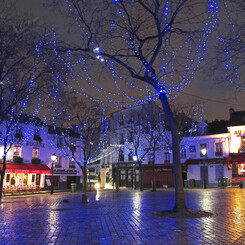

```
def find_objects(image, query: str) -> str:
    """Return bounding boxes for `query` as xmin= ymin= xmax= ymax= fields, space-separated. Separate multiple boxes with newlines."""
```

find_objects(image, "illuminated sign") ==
xmin=5 ymin=169 xmax=51 ymax=174
xmin=234 ymin=130 xmax=245 ymax=136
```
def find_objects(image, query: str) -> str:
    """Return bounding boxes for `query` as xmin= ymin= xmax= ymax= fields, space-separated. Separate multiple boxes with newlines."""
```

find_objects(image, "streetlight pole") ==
xmin=201 ymin=148 xmax=207 ymax=189
xmin=50 ymin=154 xmax=57 ymax=195
xmin=133 ymin=155 xmax=137 ymax=190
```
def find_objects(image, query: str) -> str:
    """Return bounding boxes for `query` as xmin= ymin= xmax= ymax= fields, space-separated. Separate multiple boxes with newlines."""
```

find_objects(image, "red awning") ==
xmin=0 ymin=163 xmax=51 ymax=174
xmin=228 ymin=154 xmax=245 ymax=164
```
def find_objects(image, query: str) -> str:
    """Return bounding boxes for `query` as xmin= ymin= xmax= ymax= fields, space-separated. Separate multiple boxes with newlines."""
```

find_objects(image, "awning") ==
xmin=0 ymin=163 xmax=51 ymax=174
xmin=185 ymin=158 xmax=228 ymax=165
xmin=228 ymin=154 xmax=245 ymax=164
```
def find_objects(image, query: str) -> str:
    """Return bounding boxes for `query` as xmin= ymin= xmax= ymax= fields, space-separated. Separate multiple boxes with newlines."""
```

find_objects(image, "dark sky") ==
xmin=13 ymin=0 xmax=245 ymax=122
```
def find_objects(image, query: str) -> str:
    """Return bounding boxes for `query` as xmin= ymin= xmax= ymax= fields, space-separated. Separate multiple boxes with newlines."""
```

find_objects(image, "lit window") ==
xmin=241 ymin=137 xmax=245 ymax=150
xmin=32 ymin=148 xmax=39 ymax=158
xmin=14 ymin=146 xmax=22 ymax=157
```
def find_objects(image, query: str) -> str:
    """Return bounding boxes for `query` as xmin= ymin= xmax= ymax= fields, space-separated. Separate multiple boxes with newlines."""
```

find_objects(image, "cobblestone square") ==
xmin=1 ymin=188 xmax=245 ymax=244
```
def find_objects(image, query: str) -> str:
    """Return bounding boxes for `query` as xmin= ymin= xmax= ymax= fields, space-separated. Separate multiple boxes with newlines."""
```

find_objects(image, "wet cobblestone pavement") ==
xmin=1 ymin=188 xmax=245 ymax=244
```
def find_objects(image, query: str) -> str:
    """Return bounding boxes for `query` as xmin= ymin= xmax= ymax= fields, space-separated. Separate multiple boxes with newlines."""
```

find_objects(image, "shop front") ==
xmin=50 ymin=169 xmax=81 ymax=190
xmin=112 ymin=162 xmax=140 ymax=188
xmin=1 ymin=163 xmax=51 ymax=192
xmin=228 ymin=153 xmax=245 ymax=185
xmin=112 ymin=163 xmax=178 ymax=188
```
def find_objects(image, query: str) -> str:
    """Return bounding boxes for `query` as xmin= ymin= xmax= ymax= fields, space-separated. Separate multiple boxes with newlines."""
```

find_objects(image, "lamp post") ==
xmin=201 ymin=148 xmax=207 ymax=189
xmin=50 ymin=154 xmax=57 ymax=194
xmin=133 ymin=155 xmax=137 ymax=190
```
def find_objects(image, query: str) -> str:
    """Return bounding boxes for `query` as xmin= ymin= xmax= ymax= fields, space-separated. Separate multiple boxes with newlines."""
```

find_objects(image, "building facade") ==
xmin=0 ymin=115 xmax=83 ymax=192
xmin=100 ymin=105 xmax=245 ymax=189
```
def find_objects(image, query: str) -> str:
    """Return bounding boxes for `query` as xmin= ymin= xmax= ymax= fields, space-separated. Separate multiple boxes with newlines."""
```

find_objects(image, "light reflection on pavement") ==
xmin=1 ymin=188 xmax=245 ymax=244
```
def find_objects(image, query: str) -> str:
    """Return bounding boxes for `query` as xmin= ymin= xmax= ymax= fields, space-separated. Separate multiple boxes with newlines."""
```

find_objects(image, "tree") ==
xmin=0 ymin=3 xmax=68 ymax=200
xmin=54 ymin=0 xmax=218 ymax=215
xmin=141 ymin=102 xmax=167 ymax=191
xmin=126 ymin=110 xmax=148 ymax=192
xmin=213 ymin=0 xmax=245 ymax=90
xmin=51 ymin=96 xmax=107 ymax=202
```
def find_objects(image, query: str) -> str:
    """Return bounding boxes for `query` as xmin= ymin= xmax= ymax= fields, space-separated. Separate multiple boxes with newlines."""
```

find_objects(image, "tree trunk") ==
xmin=159 ymin=93 xmax=187 ymax=212
xmin=0 ymin=153 xmax=7 ymax=201
xmin=116 ymin=161 xmax=120 ymax=192
xmin=134 ymin=165 xmax=136 ymax=190
xmin=152 ymin=152 xmax=156 ymax=191
xmin=139 ymin=161 xmax=143 ymax=191
xmin=82 ymin=164 xmax=87 ymax=193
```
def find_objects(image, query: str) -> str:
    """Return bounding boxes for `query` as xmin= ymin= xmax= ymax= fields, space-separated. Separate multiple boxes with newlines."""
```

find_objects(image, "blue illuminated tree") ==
xmin=215 ymin=0 xmax=245 ymax=90
xmin=55 ymin=0 xmax=218 ymax=215
xmin=0 ymin=4 xmax=68 ymax=200
xmin=50 ymin=96 xmax=107 ymax=201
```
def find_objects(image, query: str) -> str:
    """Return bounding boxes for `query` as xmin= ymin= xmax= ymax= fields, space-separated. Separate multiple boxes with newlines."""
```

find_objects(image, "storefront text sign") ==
xmin=53 ymin=169 xmax=77 ymax=175
xmin=15 ymin=140 xmax=45 ymax=148
xmin=234 ymin=130 xmax=245 ymax=136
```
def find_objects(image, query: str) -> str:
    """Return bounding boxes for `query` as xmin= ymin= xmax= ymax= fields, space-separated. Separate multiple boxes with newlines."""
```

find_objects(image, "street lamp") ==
xmin=133 ymin=155 xmax=138 ymax=190
xmin=50 ymin=154 xmax=57 ymax=194
xmin=201 ymin=148 xmax=207 ymax=189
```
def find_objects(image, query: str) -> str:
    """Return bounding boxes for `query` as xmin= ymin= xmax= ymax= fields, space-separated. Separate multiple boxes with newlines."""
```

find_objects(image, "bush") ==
xmin=13 ymin=156 xmax=23 ymax=163
xmin=32 ymin=158 xmax=41 ymax=164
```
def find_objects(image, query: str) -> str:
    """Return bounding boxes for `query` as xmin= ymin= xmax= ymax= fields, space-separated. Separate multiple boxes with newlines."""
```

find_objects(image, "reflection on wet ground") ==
xmin=1 ymin=188 xmax=245 ymax=244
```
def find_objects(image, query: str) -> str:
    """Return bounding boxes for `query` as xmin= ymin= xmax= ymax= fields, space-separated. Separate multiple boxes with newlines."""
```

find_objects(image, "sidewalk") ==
xmin=1 ymin=188 xmax=245 ymax=244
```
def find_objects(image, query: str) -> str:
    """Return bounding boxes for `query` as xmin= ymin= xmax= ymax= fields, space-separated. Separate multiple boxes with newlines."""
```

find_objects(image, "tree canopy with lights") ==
xmin=50 ymin=0 xmax=219 ymax=214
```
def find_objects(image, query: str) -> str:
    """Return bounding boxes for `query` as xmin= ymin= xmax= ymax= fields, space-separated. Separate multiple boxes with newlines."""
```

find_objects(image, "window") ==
xmin=129 ymin=132 xmax=133 ymax=143
xmin=32 ymin=174 xmax=35 ymax=183
xmin=120 ymin=134 xmax=124 ymax=145
xmin=215 ymin=165 xmax=224 ymax=180
xmin=128 ymin=152 xmax=133 ymax=161
xmin=241 ymin=137 xmax=245 ymax=151
xmin=119 ymin=149 xmax=124 ymax=162
xmin=33 ymin=129 xmax=42 ymax=142
xmin=15 ymin=127 xmax=23 ymax=139
xmin=6 ymin=174 xmax=10 ymax=183
xmin=200 ymin=144 xmax=207 ymax=157
xmin=32 ymin=148 xmax=39 ymax=158
xmin=57 ymin=137 xmax=63 ymax=147
xmin=189 ymin=145 xmax=196 ymax=153
xmin=164 ymin=152 xmax=170 ymax=163
xmin=34 ymin=129 xmax=40 ymax=137
xmin=55 ymin=156 xmax=62 ymax=167
xmin=180 ymin=145 xmax=186 ymax=159
xmin=14 ymin=146 xmax=22 ymax=157
xmin=215 ymin=143 xmax=223 ymax=156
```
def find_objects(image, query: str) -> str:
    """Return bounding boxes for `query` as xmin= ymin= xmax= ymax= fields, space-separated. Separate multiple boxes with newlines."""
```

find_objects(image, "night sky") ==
xmin=12 ymin=0 xmax=245 ymax=122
